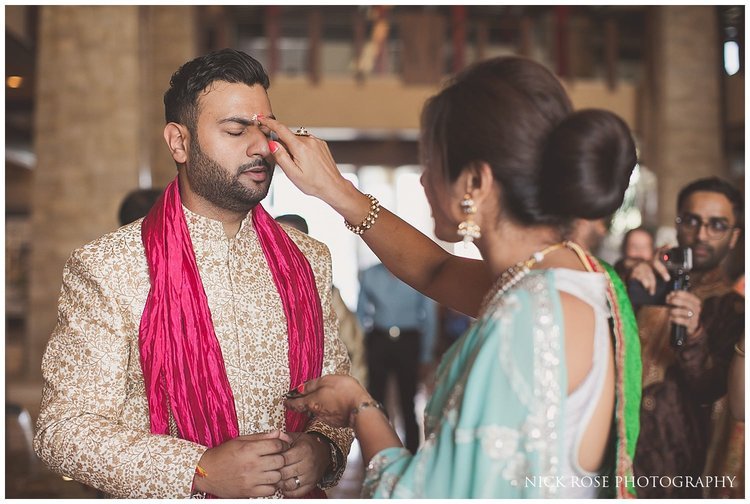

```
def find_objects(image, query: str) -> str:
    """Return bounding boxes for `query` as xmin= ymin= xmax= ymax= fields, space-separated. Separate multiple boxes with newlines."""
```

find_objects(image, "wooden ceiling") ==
xmin=5 ymin=6 xmax=743 ymax=158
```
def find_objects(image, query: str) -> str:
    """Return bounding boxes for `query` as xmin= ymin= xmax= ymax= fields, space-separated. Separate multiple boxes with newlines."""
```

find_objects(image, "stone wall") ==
xmin=27 ymin=6 xmax=197 ymax=381
xmin=646 ymin=6 xmax=727 ymax=226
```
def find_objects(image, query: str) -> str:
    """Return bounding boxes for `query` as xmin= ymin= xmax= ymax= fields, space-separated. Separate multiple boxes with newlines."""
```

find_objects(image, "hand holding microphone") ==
xmin=666 ymin=290 xmax=702 ymax=347
xmin=661 ymin=247 xmax=694 ymax=347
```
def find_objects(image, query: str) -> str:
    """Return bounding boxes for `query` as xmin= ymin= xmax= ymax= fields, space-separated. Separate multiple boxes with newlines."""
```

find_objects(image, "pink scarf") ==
xmin=139 ymin=178 xmax=325 ymax=493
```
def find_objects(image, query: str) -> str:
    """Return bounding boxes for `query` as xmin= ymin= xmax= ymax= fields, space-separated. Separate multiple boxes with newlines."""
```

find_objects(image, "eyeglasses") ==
xmin=675 ymin=214 xmax=734 ymax=240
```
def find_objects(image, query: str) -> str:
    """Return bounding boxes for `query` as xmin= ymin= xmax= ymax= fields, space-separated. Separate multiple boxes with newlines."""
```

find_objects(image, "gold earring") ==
xmin=457 ymin=193 xmax=481 ymax=244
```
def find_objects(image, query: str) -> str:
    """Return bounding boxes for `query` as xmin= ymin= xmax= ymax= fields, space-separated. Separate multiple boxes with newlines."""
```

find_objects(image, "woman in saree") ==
xmin=260 ymin=56 xmax=641 ymax=498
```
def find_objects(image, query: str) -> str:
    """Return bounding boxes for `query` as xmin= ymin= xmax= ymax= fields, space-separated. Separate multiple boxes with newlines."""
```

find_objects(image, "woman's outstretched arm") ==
xmin=261 ymin=116 xmax=491 ymax=317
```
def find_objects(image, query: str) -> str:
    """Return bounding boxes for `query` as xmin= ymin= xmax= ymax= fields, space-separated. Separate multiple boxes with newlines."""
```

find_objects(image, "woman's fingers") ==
xmin=297 ymin=378 xmax=321 ymax=394
xmin=284 ymin=398 xmax=329 ymax=425
xmin=260 ymin=116 xmax=355 ymax=208
xmin=268 ymin=140 xmax=303 ymax=181
xmin=258 ymin=115 xmax=299 ymax=146
xmin=284 ymin=379 xmax=320 ymax=409
xmin=283 ymin=376 xmax=362 ymax=428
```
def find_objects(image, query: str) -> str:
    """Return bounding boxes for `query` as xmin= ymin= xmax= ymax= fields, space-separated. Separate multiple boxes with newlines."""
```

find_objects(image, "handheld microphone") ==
xmin=664 ymin=247 xmax=693 ymax=348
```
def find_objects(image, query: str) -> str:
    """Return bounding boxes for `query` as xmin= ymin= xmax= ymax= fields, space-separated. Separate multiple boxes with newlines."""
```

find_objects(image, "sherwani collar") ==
xmin=181 ymin=204 xmax=256 ymax=243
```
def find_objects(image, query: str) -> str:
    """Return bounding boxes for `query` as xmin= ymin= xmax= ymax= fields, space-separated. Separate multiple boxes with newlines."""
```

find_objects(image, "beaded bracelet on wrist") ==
xmin=344 ymin=194 xmax=381 ymax=235
xmin=348 ymin=400 xmax=388 ymax=428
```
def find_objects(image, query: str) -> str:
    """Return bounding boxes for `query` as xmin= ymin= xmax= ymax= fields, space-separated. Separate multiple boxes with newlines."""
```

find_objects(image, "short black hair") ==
xmin=163 ymin=48 xmax=270 ymax=132
xmin=677 ymin=177 xmax=744 ymax=227
xmin=119 ymin=188 xmax=163 ymax=225
xmin=275 ymin=214 xmax=309 ymax=234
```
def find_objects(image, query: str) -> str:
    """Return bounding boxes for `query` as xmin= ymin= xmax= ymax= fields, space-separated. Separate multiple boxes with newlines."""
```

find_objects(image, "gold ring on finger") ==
xmin=294 ymin=475 xmax=301 ymax=489
xmin=294 ymin=126 xmax=311 ymax=137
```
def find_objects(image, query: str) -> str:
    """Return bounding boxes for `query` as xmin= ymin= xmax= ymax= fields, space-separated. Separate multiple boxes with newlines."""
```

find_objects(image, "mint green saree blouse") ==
xmin=362 ymin=268 xmax=640 ymax=498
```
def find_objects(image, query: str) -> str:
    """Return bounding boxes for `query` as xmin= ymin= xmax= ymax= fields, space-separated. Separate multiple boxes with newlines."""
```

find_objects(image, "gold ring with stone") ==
xmin=294 ymin=126 xmax=311 ymax=137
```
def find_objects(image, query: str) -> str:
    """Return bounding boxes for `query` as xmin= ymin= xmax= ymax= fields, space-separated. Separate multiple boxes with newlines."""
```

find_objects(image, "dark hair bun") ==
xmin=540 ymin=109 xmax=636 ymax=220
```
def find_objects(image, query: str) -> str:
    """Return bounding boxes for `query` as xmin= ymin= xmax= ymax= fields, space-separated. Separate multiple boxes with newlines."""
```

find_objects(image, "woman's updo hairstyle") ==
xmin=539 ymin=109 xmax=636 ymax=220
xmin=420 ymin=56 xmax=636 ymax=226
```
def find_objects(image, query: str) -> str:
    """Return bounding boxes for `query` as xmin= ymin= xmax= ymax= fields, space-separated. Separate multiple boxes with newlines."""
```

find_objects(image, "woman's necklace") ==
xmin=478 ymin=241 xmax=568 ymax=318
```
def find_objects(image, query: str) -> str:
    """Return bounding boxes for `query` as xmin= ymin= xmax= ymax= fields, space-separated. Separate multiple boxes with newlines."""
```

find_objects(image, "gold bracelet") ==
xmin=344 ymin=194 xmax=381 ymax=235
xmin=735 ymin=342 xmax=745 ymax=358
xmin=348 ymin=400 xmax=388 ymax=427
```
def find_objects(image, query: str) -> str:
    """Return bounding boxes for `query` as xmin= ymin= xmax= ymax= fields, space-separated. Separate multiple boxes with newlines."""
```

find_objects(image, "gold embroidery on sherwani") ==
xmin=34 ymin=207 xmax=352 ymax=498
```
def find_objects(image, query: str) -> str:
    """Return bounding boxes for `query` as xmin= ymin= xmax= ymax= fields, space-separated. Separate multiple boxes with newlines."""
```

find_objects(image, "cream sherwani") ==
xmin=34 ymin=206 xmax=353 ymax=498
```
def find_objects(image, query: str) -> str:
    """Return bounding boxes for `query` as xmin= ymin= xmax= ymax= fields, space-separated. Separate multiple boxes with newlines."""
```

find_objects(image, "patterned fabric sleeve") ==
xmin=361 ymin=275 xmax=567 ymax=498
xmin=33 ymin=249 xmax=206 ymax=498
xmin=677 ymin=292 xmax=744 ymax=404
xmin=303 ymin=241 xmax=354 ymax=488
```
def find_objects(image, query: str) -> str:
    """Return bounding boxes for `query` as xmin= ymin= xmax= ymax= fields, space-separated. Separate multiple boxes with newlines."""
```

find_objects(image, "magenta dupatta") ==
xmin=138 ymin=179 xmax=325 ymax=489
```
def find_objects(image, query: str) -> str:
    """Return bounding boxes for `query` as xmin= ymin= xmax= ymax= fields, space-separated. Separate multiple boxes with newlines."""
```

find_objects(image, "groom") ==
xmin=34 ymin=49 xmax=352 ymax=498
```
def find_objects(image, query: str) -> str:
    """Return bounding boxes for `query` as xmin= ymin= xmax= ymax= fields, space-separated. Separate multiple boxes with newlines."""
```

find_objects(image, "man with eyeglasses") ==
xmin=629 ymin=177 xmax=744 ymax=498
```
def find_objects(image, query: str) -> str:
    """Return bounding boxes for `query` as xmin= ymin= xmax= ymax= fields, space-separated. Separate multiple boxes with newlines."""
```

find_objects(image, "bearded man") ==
xmin=628 ymin=177 xmax=744 ymax=498
xmin=34 ymin=49 xmax=352 ymax=499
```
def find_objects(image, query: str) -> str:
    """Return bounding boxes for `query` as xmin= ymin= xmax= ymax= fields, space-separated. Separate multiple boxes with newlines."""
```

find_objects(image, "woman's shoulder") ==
xmin=549 ymin=268 xmax=609 ymax=312
xmin=481 ymin=270 xmax=558 ymax=318
xmin=479 ymin=268 xmax=609 ymax=344
xmin=477 ymin=271 xmax=564 ymax=352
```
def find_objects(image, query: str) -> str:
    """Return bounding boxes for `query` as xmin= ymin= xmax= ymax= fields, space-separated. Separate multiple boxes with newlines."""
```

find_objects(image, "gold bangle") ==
xmin=735 ymin=342 xmax=745 ymax=358
xmin=344 ymin=194 xmax=381 ymax=235
xmin=348 ymin=400 xmax=388 ymax=427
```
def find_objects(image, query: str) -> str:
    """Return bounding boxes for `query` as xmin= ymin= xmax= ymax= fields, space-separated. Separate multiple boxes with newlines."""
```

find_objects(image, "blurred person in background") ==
xmin=725 ymin=228 xmax=745 ymax=424
xmin=34 ymin=49 xmax=352 ymax=498
xmin=262 ymin=56 xmax=642 ymax=498
xmin=435 ymin=305 xmax=472 ymax=361
xmin=613 ymin=227 xmax=655 ymax=280
xmin=628 ymin=177 xmax=743 ymax=498
xmin=703 ymin=228 xmax=744 ymax=498
xmin=357 ymin=262 xmax=437 ymax=454
xmin=273 ymin=213 xmax=309 ymax=234
xmin=118 ymin=188 xmax=164 ymax=226
xmin=275 ymin=213 xmax=368 ymax=387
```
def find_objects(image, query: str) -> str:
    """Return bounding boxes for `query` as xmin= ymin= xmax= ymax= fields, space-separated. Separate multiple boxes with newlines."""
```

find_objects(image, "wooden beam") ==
xmin=476 ymin=18 xmax=489 ymax=62
xmin=554 ymin=6 xmax=570 ymax=77
xmin=451 ymin=5 xmax=467 ymax=73
xmin=308 ymin=8 xmax=322 ymax=84
xmin=519 ymin=15 xmax=532 ymax=57
xmin=605 ymin=17 xmax=619 ymax=90
xmin=398 ymin=10 xmax=445 ymax=84
xmin=374 ymin=6 xmax=390 ymax=75
xmin=353 ymin=8 xmax=365 ymax=82
xmin=265 ymin=6 xmax=281 ymax=77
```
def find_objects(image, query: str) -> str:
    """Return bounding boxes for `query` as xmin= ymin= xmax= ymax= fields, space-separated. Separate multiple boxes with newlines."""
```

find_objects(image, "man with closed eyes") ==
xmin=34 ymin=49 xmax=352 ymax=499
